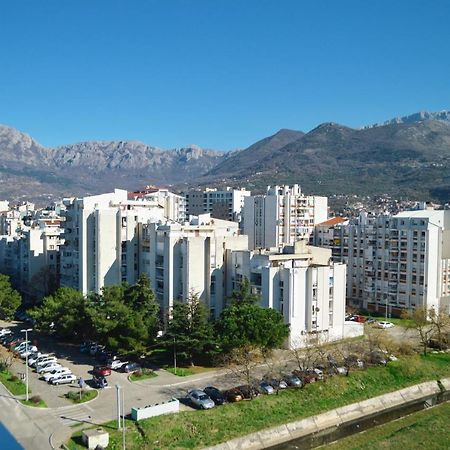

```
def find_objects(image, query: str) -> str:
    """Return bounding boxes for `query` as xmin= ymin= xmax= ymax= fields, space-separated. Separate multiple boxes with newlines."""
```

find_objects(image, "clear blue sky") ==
xmin=1 ymin=0 xmax=449 ymax=150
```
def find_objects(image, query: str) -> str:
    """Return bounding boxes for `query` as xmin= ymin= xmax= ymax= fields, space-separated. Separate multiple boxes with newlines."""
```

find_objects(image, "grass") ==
xmin=325 ymin=401 xmax=450 ymax=450
xmin=65 ymin=389 xmax=98 ymax=404
xmin=0 ymin=370 xmax=28 ymax=395
xmin=20 ymin=398 xmax=47 ymax=408
xmin=364 ymin=314 xmax=415 ymax=328
xmin=129 ymin=369 xmax=158 ymax=382
xmin=67 ymin=353 xmax=450 ymax=450
xmin=165 ymin=366 xmax=216 ymax=377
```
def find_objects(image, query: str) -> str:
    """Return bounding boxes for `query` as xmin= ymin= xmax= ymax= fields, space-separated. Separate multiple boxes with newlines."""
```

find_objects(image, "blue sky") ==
xmin=1 ymin=0 xmax=449 ymax=150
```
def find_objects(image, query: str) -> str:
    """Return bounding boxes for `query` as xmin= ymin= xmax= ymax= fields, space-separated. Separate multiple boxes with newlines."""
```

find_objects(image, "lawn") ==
xmin=65 ymin=389 xmax=98 ymax=404
xmin=20 ymin=398 xmax=47 ymax=408
xmin=0 ymin=370 xmax=28 ymax=396
xmin=325 ymin=400 xmax=450 ymax=450
xmin=165 ymin=366 xmax=216 ymax=377
xmin=67 ymin=353 xmax=450 ymax=450
xmin=129 ymin=370 xmax=158 ymax=382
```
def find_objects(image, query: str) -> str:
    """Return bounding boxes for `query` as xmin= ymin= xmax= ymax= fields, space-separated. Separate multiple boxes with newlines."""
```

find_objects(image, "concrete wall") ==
xmin=131 ymin=398 xmax=179 ymax=421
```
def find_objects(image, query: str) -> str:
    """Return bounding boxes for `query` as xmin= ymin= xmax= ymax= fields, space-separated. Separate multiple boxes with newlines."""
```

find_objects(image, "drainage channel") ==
xmin=268 ymin=391 xmax=450 ymax=450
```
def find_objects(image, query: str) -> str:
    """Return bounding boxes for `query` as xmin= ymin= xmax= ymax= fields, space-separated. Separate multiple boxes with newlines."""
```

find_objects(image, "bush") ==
xmin=9 ymin=375 xmax=19 ymax=382
xmin=30 ymin=395 xmax=42 ymax=404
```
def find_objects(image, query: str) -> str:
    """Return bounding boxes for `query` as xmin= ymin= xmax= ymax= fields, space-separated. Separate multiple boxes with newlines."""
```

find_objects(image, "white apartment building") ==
xmin=185 ymin=187 xmax=250 ymax=222
xmin=243 ymin=184 xmax=328 ymax=250
xmin=128 ymin=186 xmax=186 ymax=223
xmin=227 ymin=241 xmax=355 ymax=348
xmin=314 ymin=209 xmax=450 ymax=314
xmin=140 ymin=214 xmax=248 ymax=318
xmin=0 ymin=209 xmax=64 ymax=301
xmin=60 ymin=189 xmax=170 ymax=294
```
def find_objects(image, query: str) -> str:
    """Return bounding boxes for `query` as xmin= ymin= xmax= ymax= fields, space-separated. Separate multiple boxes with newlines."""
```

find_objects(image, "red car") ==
xmin=92 ymin=365 xmax=112 ymax=377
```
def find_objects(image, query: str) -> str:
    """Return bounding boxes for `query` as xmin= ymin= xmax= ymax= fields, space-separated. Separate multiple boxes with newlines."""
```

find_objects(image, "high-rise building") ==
xmin=226 ymin=241 xmax=356 ymax=348
xmin=185 ymin=187 xmax=250 ymax=222
xmin=243 ymin=184 xmax=328 ymax=250
xmin=314 ymin=209 xmax=450 ymax=314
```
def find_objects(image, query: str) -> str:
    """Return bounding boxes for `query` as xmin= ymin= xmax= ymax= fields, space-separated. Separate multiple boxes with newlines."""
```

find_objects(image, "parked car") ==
xmin=203 ymin=386 xmax=226 ymax=405
xmin=92 ymin=376 xmax=108 ymax=389
xmin=0 ymin=328 xmax=12 ymax=337
xmin=0 ymin=335 xmax=17 ymax=345
xmin=92 ymin=365 xmax=112 ymax=377
xmin=43 ymin=368 xmax=72 ymax=383
xmin=107 ymin=359 xmax=129 ymax=370
xmin=283 ymin=374 xmax=303 ymax=387
xmin=334 ymin=366 xmax=349 ymax=375
xmin=269 ymin=378 xmax=288 ymax=390
xmin=292 ymin=370 xmax=318 ymax=384
xmin=51 ymin=373 xmax=77 ymax=385
xmin=224 ymin=388 xmax=243 ymax=402
xmin=187 ymin=389 xmax=215 ymax=409
xmin=122 ymin=362 xmax=141 ymax=373
xmin=259 ymin=381 xmax=274 ymax=395
xmin=79 ymin=341 xmax=95 ymax=353
xmin=19 ymin=346 xmax=38 ymax=358
xmin=14 ymin=341 xmax=31 ymax=353
xmin=7 ymin=339 xmax=23 ymax=349
xmin=37 ymin=361 xmax=62 ymax=374
xmin=369 ymin=352 xmax=388 ymax=365
xmin=33 ymin=356 xmax=57 ymax=369
xmin=375 ymin=321 xmax=394 ymax=329
xmin=29 ymin=353 xmax=51 ymax=366
xmin=237 ymin=385 xmax=260 ymax=399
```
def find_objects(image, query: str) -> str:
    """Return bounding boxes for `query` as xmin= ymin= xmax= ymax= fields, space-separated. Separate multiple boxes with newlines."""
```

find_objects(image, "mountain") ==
xmin=0 ymin=124 xmax=227 ymax=202
xmin=371 ymin=110 xmax=450 ymax=127
xmin=1 ymin=110 xmax=450 ymax=204
xmin=199 ymin=119 xmax=450 ymax=203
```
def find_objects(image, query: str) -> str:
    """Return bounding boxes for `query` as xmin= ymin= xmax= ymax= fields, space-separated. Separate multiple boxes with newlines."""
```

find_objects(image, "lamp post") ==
xmin=20 ymin=328 xmax=32 ymax=402
xmin=173 ymin=337 xmax=177 ymax=375
xmin=116 ymin=384 xmax=126 ymax=449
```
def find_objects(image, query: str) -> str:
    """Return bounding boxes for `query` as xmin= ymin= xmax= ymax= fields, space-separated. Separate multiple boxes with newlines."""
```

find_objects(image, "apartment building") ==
xmin=185 ymin=187 xmax=250 ymax=222
xmin=60 ymin=189 xmax=169 ymax=294
xmin=0 ymin=208 xmax=64 ymax=301
xmin=128 ymin=186 xmax=186 ymax=223
xmin=243 ymin=184 xmax=328 ymax=250
xmin=226 ymin=241 xmax=354 ymax=348
xmin=140 ymin=214 xmax=248 ymax=318
xmin=314 ymin=209 xmax=450 ymax=314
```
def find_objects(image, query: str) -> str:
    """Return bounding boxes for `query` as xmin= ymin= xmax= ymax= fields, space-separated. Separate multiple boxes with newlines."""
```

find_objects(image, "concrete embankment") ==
xmin=205 ymin=377 xmax=450 ymax=450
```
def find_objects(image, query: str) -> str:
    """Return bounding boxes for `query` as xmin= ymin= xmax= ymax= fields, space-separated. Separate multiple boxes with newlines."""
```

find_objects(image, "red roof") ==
xmin=317 ymin=217 xmax=347 ymax=226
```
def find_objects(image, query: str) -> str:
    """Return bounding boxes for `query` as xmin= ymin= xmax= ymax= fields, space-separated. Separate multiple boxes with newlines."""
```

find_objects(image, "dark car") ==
xmin=369 ymin=352 xmax=387 ymax=365
xmin=292 ymin=370 xmax=319 ymax=384
xmin=92 ymin=365 xmax=112 ymax=377
xmin=224 ymin=388 xmax=243 ymax=402
xmin=283 ymin=374 xmax=303 ymax=387
xmin=203 ymin=386 xmax=226 ymax=405
xmin=122 ymin=362 xmax=141 ymax=373
xmin=92 ymin=376 xmax=108 ymax=389
xmin=237 ymin=385 xmax=260 ymax=399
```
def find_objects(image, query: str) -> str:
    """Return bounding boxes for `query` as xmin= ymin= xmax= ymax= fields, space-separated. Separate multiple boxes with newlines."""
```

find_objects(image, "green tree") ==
xmin=163 ymin=294 xmax=215 ymax=366
xmin=216 ymin=303 xmax=289 ymax=353
xmin=227 ymin=277 xmax=259 ymax=306
xmin=29 ymin=287 xmax=91 ymax=339
xmin=0 ymin=274 xmax=21 ymax=320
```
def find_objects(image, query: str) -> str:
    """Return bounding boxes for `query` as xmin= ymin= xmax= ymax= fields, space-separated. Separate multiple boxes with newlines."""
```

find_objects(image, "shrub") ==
xmin=30 ymin=395 xmax=42 ymax=404
xmin=9 ymin=375 xmax=19 ymax=382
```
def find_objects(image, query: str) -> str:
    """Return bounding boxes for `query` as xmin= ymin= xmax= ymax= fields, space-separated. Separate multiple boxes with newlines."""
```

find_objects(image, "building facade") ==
xmin=314 ymin=209 xmax=450 ymax=314
xmin=185 ymin=187 xmax=250 ymax=222
xmin=243 ymin=184 xmax=328 ymax=250
xmin=226 ymin=241 xmax=351 ymax=348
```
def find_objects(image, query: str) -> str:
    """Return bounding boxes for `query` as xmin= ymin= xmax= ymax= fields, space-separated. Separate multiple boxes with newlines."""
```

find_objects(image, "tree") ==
xmin=216 ymin=303 xmax=289 ymax=353
xmin=163 ymin=294 xmax=215 ymax=366
xmin=401 ymin=307 xmax=434 ymax=356
xmin=227 ymin=277 xmax=259 ymax=306
xmin=28 ymin=287 xmax=91 ymax=339
xmin=0 ymin=274 xmax=21 ymax=320
xmin=428 ymin=306 xmax=450 ymax=348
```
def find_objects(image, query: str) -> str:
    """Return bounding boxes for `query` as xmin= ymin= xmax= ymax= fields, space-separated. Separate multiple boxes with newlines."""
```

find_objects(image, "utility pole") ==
xmin=116 ymin=384 xmax=121 ymax=430
xmin=116 ymin=384 xmax=126 ymax=449
xmin=173 ymin=337 xmax=177 ymax=375
xmin=21 ymin=328 xmax=32 ymax=402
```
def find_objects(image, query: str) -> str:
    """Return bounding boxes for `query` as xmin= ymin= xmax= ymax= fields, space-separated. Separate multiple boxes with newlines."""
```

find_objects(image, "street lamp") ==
xmin=20 ymin=328 xmax=32 ymax=402
xmin=115 ymin=384 xmax=126 ymax=449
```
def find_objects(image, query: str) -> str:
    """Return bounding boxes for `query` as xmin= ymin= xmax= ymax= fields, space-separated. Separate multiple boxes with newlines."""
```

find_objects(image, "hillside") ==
xmin=1 ymin=110 xmax=450 ymax=204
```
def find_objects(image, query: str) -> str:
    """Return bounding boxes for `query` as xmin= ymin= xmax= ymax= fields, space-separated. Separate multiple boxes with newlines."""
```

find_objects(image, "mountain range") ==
xmin=0 ymin=110 xmax=449 ymax=204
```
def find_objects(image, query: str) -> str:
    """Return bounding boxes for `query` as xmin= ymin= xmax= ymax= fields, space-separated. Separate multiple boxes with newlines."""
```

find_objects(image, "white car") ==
xmin=35 ymin=357 xmax=57 ymax=370
xmin=20 ymin=346 xmax=38 ymax=358
xmin=0 ymin=328 xmax=12 ymax=337
xmin=375 ymin=321 xmax=394 ymax=329
xmin=37 ymin=362 xmax=62 ymax=374
xmin=43 ymin=368 xmax=72 ymax=383
xmin=51 ymin=373 xmax=77 ymax=385
xmin=108 ymin=359 xmax=129 ymax=370
xmin=29 ymin=353 xmax=51 ymax=366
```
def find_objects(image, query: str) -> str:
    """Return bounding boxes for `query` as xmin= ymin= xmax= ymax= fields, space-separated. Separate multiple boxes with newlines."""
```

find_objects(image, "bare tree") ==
xmin=401 ymin=307 xmax=434 ymax=356
xmin=428 ymin=306 xmax=450 ymax=349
